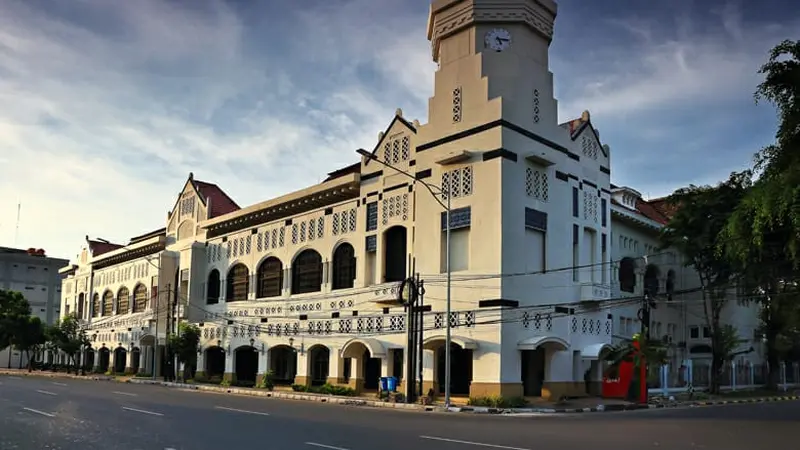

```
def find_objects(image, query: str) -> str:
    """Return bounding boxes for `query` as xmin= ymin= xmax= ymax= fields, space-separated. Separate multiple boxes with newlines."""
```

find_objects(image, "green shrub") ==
xmin=292 ymin=384 xmax=308 ymax=392
xmin=468 ymin=395 xmax=527 ymax=408
xmin=257 ymin=371 xmax=275 ymax=391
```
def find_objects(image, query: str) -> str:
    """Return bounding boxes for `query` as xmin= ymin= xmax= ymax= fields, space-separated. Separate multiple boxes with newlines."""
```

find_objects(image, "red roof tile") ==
xmin=610 ymin=198 xmax=672 ymax=226
xmin=193 ymin=180 xmax=240 ymax=219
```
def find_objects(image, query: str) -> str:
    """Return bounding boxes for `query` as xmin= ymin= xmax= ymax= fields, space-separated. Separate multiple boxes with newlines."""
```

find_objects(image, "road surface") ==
xmin=0 ymin=374 xmax=797 ymax=449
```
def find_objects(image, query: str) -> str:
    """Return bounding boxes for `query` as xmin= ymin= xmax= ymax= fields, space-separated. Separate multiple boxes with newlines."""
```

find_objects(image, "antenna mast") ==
xmin=14 ymin=202 xmax=20 ymax=246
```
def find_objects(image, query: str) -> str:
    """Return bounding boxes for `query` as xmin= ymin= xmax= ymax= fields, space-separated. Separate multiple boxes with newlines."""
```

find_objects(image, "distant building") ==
xmin=0 ymin=247 xmax=69 ymax=368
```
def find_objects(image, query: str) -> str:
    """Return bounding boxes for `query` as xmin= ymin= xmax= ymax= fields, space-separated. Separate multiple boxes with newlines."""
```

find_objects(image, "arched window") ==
xmin=116 ymin=287 xmax=130 ymax=315
xmin=77 ymin=293 xmax=85 ymax=319
xmin=257 ymin=258 xmax=283 ymax=298
xmin=291 ymin=250 xmax=323 ymax=294
xmin=91 ymin=293 xmax=100 ymax=317
xmin=102 ymin=291 xmax=114 ymax=316
xmin=666 ymin=269 xmax=676 ymax=301
xmin=644 ymin=264 xmax=660 ymax=296
xmin=207 ymin=269 xmax=221 ymax=304
xmin=619 ymin=257 xmax=636 ymax=293
xmin=132 ymin=284 xmax=148 ymax=313
xmin=331 ymin=243 xmax=356 ymax=290
xmin=226 ymin=264 xmax=249 ymax=302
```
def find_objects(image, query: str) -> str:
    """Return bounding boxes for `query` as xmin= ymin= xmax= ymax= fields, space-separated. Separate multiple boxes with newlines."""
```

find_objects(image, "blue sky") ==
xmin=0 ymin=0 xmax=795 ymax=260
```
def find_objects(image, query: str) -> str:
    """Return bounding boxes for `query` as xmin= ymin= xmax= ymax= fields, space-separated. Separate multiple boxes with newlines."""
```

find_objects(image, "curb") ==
xmin=127 ymin=378 xmax=442 ymax=412
xmin=0 ymin=370 xmax=114 ymax=382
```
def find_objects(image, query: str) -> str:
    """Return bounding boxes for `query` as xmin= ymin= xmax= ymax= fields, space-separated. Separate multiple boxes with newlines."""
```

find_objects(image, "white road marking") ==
xmin=214 ymin=406 xmax=270 ymax=416
xmin=305 ymin=443 xmax=349 ymax=450
xmin=122 ymin=406 xmax=163 ymax=417
xmin=22 ymin=407 xmax=55 ymax=418
xmin=420 ymin=435 xmax=532 ymax=450
xmin=51 ymin=382 xmax=68 ymax=387
xmin=112 ymin=391 xmax=138 ymax=397
xmin=36 ymin=390 xmax=58 ymax=396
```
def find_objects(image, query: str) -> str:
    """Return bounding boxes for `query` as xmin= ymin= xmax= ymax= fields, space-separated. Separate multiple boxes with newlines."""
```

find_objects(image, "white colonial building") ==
xmin=59 ymin=0 xmax=764 ymax=400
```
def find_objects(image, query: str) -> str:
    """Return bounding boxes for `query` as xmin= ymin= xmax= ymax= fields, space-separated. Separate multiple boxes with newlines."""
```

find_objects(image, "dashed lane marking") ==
xmin=420 ymin=435 xmax=532 ymax=450
xmin=22 ymin=407 xmax=55 ymax=418
xmin=305 ymin=443 xmax=350 ymax=450
xmin=215 ymin=406 xmax=270 ymax=416
xmin=51 ymin=382 xmax=68 ymax=387
xmin=112 ymin=391 xmax=138 ymax=397
xmin=122 ymin=406 xmax=163 ymax=417
xmin=36 ymin=390 xmax=58 ymax=396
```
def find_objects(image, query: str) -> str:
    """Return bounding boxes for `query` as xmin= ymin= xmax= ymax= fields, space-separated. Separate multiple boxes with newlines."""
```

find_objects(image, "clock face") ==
xmin=485 ymin=28 xmax=512 ymax=52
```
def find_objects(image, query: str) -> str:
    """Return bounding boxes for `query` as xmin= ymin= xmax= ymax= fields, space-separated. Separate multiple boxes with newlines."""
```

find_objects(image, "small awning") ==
xmin=341 ymin=337 xmax=387 ymax=359
xmin=581 ymin=343 xmax=613 ymax=360
xmin=518 ymin=335 xmax=569 ymax=351
xmin=422 ymin=334 xmax=479 ymax=351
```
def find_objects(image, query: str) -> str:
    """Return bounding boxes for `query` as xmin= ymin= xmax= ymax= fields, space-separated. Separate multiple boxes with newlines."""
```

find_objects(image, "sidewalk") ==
xmin=2 ymin=368 xmax=798 ymax=415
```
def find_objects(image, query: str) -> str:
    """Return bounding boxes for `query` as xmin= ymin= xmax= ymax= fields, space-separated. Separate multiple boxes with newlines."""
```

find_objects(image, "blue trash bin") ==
xmin=387 ymin=376 xmax=398 ymax=392
xmin=379 ymin=376 xmax=389 ymax=391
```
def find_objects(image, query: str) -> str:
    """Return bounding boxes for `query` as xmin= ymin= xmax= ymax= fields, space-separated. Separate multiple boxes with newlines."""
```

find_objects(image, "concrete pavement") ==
xmin=1 ymin=374 xmax=798 ymax=450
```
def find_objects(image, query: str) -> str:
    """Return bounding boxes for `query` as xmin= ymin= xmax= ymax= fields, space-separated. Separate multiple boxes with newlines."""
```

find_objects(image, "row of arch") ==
xmin=83 ymin=346 xmax=142 ymax=374
xmin=79 ymin=285 xmax=150 ymax=319
xmin=617 ymin=258 xmax=676 ymax=296
xmin=207 ymin=243 xmax=356 ymax=303
xmin=207 ymin=226 xmax=408 ymax=303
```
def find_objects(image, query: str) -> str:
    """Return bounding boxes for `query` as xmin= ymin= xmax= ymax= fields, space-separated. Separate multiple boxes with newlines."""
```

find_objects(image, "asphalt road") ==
xmin=0 ymin=374 xmax=798 ymax=450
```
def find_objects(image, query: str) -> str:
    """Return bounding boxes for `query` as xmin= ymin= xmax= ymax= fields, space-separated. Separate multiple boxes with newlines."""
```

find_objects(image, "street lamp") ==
xmin=356 ymin=148 xmax=454 ymax=408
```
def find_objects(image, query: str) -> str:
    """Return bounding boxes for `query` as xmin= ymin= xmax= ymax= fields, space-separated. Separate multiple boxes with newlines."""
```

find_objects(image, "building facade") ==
xmin=59 ymin=0 xmax=761 ymax=399
xmin=1 ymin=247 xmax=69 ymax=368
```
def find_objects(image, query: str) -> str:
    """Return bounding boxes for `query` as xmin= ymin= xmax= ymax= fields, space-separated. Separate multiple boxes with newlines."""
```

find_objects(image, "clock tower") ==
xmin=420 ymin=0 xmax=560 ymax=143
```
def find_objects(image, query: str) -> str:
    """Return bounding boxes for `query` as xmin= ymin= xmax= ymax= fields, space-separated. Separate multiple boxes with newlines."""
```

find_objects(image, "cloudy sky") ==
xmin=0 ymin=0 xmax=795 ymax=260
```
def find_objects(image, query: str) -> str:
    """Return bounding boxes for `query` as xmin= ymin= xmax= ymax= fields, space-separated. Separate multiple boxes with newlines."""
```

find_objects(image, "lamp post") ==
xmin=356 ymin=149 xmax=453 ymax=408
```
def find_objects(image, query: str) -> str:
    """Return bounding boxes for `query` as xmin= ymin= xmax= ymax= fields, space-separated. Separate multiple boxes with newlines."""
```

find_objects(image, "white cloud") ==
xmin=0 ymin=0 xmax=431 ymax=259
xmin=0 ymin=0 xmax=789 ymax=260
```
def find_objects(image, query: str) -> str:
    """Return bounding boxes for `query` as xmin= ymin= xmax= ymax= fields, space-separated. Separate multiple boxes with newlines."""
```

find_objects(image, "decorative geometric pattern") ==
xmin=452 ymin=86 xmax=462 ymax=123
xmin=179 ymin=195 xmax=195 ymax=217
xmin=571 ymin=317 xmax=578 ymax=333
xmin=383 ymin=135 xmax=411 ymax=165
xmin=581 ymin=135 xmax=599 ymax=160
xmin=464 ymin=311 xmax=475 ymax=328
xmin=434 ymin=313 xmax=443 ymax=329
xmin=441 ymin=166 xmax=473 ymax=200
xmin=583 ymin=190 xmax=599 ymax=222
xmin=525 ymin=166 xmax=549 ymax=202
xmin=333 ymin=208 xmax=357 ymax=235
xmin=245 ymin=236 xmax=251 ymax=254
xmin=381 ymin=193 xmax=409 ymax=225
xmin=533 ymin=88 xmax=540 ymax=124
xmin=308 ymin=218 xmax=316 ymax=241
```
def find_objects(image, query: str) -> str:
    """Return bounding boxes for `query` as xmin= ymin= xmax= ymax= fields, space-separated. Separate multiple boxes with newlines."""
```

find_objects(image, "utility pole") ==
xmin=164 ymin=283 xmax=172 ymax=382
xmin=417 ymin=275 xmax=425 ymax=400
xmin=639 ymin=290 xmax=652 ymax=404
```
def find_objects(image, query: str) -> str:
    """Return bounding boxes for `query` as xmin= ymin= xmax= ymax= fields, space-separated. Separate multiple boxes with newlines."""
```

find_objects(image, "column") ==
xmin=224 ymin=347 xmax=234 ymax=382
xmin=256 ymin=349 xmax=269 ymax=386
xmin=126 ymin=349 xmax=135 ymax=373
xmin=295 ymin=351 xmax=310 ymax=386
xmin=327 ymin=352 xmax=341 ymax=385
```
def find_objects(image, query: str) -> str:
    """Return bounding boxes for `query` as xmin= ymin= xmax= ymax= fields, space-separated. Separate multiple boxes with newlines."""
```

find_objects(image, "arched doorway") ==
xmin=235 ymin=346 xmax=258 ymax=386
xmin=114 ymin=347 xmax=127 ymax=374
xmin=204 ymin=347 xmax=226 ymax=378
xmin=131 ymin=347 xmax=141 ymax=373
xmin=644 ymin=264 xmax=660 ymax=296
xmin=83 ymin=348 xmax=95 ymax=371
xmin=308 ymin=345 xmax=330 ymax=386
xmin=519 ymin=336 xmax=569 ymax=397
xmin=435 ymin=344 xmax=472 ymax=395
xmin=269 ymin=345 xmax=297 ymax=385
xmin=98 ymin=347 xmax=110 ymax=372
xmin=383 ymin=226 xmax=407 ymax=282
xmin=341 ymin=338 xmax=386 ymax=391
xmin=619 ymin=257 xmax=636 ymax=293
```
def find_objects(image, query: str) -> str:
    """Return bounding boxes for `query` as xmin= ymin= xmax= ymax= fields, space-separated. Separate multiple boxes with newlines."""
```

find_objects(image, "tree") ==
xmin=48 ymin=314 xmax=90 ymax=374
xmin=169 ymin=322 xmax=200 ymax=382
xmin=15 ymin=316 xmax=46 ymax=372
xmin=0 ymin=290 xmax=33 ymax=368
xmin=723 ymin=39 xmax=800 ymax=389
xmin=658 ymin=171 xmax=750 ymax=394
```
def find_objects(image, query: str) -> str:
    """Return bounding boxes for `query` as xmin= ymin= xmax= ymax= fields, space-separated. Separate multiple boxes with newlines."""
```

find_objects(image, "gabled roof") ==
xmin=85 ymin=236 xmax=124 ymax=257
xmin=559 ymin=110 xmax=608 ymax=158
xmin=364 ymin=112 xmax=417 ymax=166
xmin=192 ymin=178 xmax=240 ymax=218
